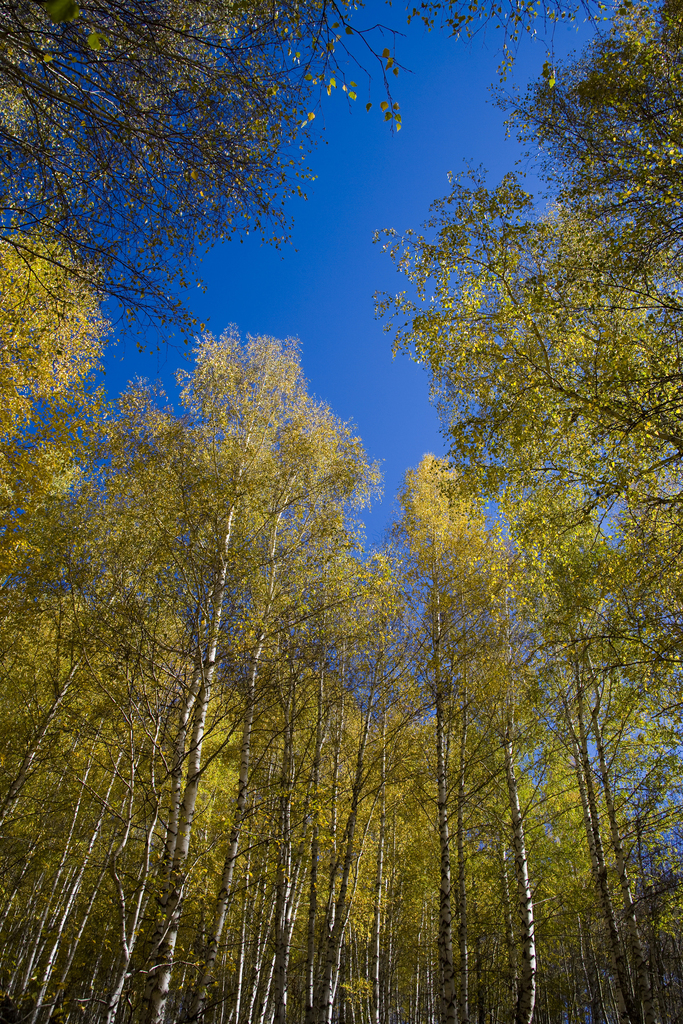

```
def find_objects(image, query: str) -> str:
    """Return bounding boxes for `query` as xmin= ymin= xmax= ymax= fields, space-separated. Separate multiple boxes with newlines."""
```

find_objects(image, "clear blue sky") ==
xmin=103 ymin=6 xmax=595 ymax=546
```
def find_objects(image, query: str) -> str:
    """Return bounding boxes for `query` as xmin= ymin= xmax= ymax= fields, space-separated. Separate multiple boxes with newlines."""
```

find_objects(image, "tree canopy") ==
xmin=0 ymin=0 xmax=358 ymax=329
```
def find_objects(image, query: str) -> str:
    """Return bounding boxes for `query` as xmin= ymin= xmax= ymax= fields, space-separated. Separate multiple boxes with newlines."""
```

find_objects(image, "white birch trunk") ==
xmin=274 ymin=676 xmax=295 ymax=1024
xmin=305 ymin=668 xmax=326 ymax=1024
xmin=19 ymin=742 xmax=96 ymax=996
xmin=185 ymin=640 xmax=263 ymax=1022
xmin=502 ymin=724 xmax=536 ymax=1024
xmin=29 ymin=759 xmax=119 ymax=1024
xmin=104 ymin=785 xmax=161 ymax=1024
xmin=142 ymin=513 xmax=236 ymax=1024
xmin=0 ymin=658 xmax=81 ymax=833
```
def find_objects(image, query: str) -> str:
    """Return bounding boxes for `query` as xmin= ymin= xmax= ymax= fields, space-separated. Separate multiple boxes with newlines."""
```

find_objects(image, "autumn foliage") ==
xmin=3 ymin=2 xmax=683 ymax=1024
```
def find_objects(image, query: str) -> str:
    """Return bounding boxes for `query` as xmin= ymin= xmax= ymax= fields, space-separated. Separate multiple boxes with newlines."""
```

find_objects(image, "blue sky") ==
xmin=103 ymin=6 xmax=595 ymax=545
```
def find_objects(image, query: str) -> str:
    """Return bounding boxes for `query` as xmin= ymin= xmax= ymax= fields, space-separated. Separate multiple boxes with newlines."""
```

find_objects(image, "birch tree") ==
xmin=391 ymin=455 xmax=500 ymax=1024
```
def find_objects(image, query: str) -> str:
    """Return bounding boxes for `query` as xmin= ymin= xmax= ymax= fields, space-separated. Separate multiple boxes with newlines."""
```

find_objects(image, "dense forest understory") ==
xmin=3 ymin=0 xmax=683 ymax=1023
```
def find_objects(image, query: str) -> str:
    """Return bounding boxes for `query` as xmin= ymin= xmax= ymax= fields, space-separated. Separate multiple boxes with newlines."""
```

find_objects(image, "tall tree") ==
xmin=392 ymin=455 xmax=499 ymax=1024
xmin=0 ymin=0 xmax=358 ymax=329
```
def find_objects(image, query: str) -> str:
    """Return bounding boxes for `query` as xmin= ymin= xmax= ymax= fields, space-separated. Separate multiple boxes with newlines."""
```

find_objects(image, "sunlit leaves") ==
xmin=377 ymin=168 xmax=683 ymax=536
xmin=0 ymin=239 xmax=107 ymax=577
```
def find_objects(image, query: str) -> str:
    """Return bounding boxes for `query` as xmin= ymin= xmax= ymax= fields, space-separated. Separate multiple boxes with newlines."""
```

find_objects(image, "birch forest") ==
xmin=3 ymin=1 xmax=683 ymax=1024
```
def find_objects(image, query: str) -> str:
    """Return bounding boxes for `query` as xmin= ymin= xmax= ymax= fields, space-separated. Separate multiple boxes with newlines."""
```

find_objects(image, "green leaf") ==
xmin=42 ymin=0 xmax=80 ymax=23
xmin=87 ymin=32 xmax=109 ymax=50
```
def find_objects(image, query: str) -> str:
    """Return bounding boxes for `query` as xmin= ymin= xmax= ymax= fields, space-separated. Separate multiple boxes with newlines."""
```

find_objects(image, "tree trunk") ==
xmin=29 ymin=760 xmax=119 ymax=1024
xmin=436 ymin=690 xmax=457 ymax=1024
xmin=456 ymin=697 xmax=468 ymax=1024
xmin=0 ymin=657 xmax=81 ymax=833
xmin=502 ymin=723 xmax=536 ymax=1024
xmin=274 ymin=670 xmax=295 ymax=1024
xmin=142 ymin=525 xmax=236 ymax=1024
xmin=371 ymin=711 xmax=386 ymax=1024
xmin=104 ymin=769 xmax=161 ymax=1024
xmin=570 ymin=675 xmax=635 ymax=1024
xmin=500 ymin=844 xmax=518 ymax=1014
xmin=591 ymin=685 xmax=656 ymax=1024
xmin=475 ymin=934 xmax=485 ymax=1024
xmin=185 ymin=642 xmax=263 ymax=1022
xmin=305 ymin=667 xmax=326 ymax=1024
xmin=314 ymin=699 xmax=371 ymax=1024
xmin=19 ymin=740 xmax=97 ymax=998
